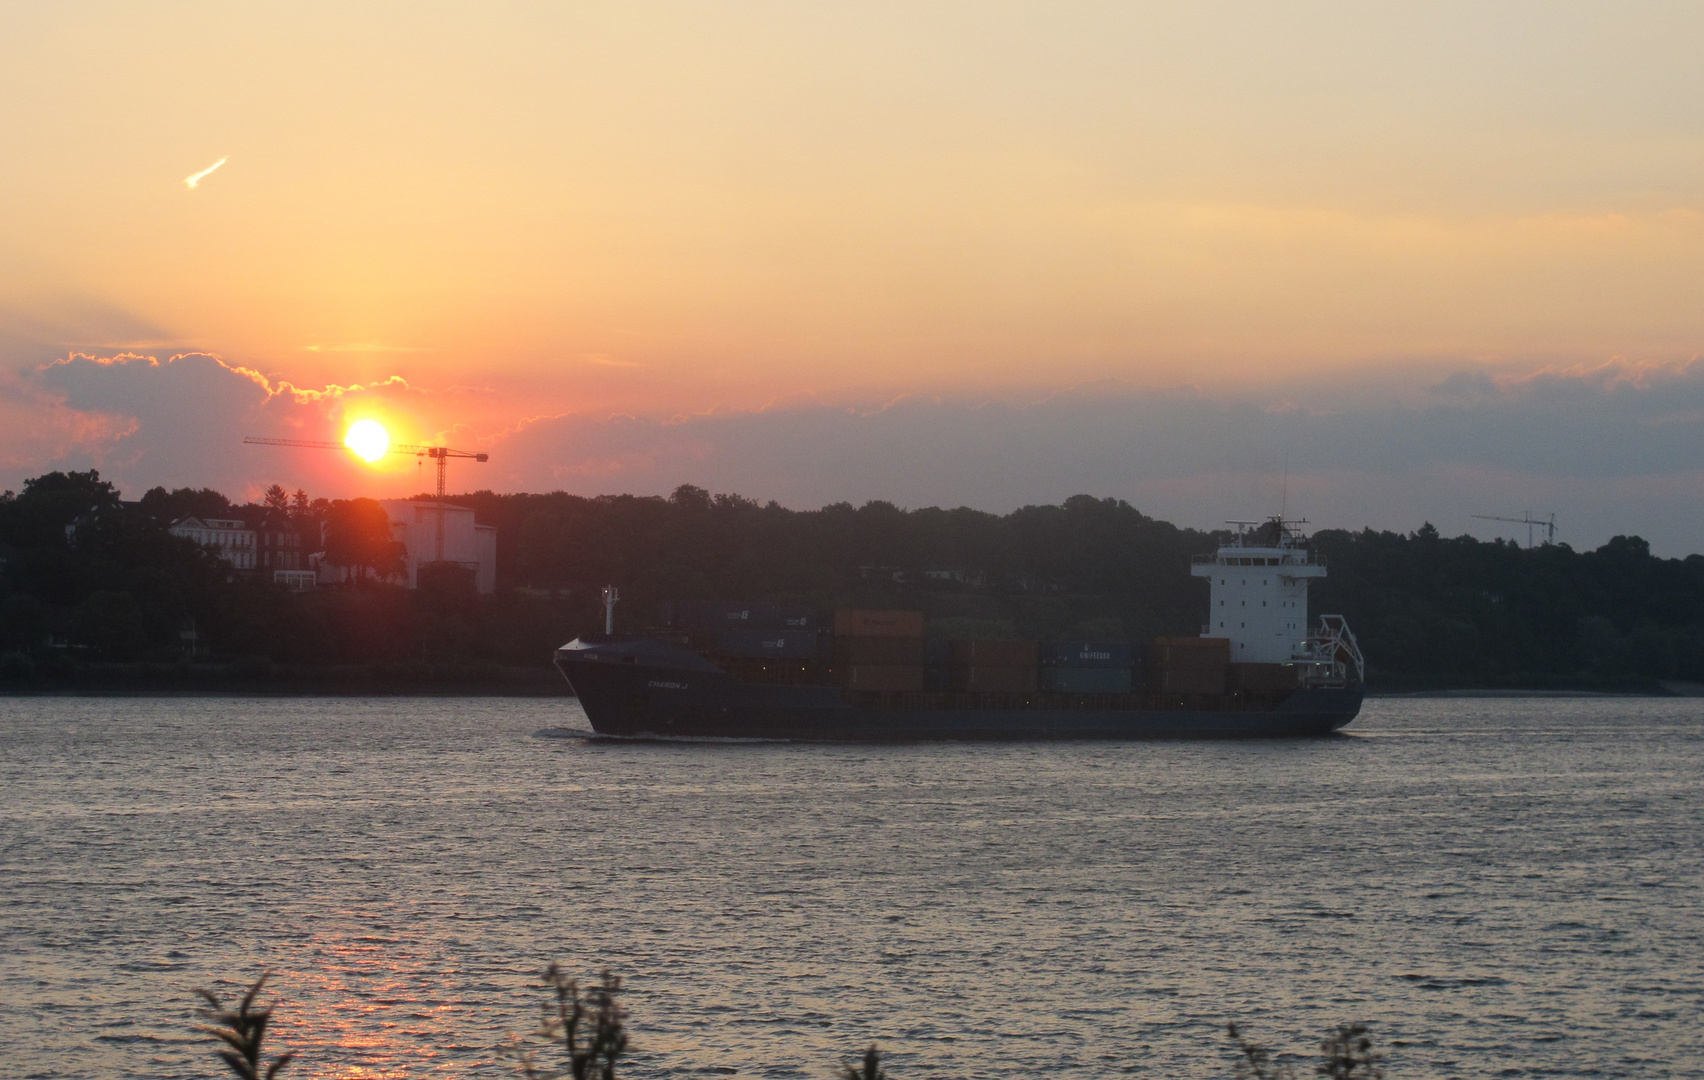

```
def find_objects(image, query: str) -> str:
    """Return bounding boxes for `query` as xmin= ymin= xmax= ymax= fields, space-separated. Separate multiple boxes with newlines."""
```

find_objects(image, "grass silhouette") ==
xmin=194 ymin=974 xmax=292 ymax=1080
xmin=841 ymin=1044 xmax=888 ymax=1080
xmin=194 ymin=969 xmax=1389 ymax=1078
xmin=501 ymin=965 xmax=629 ymax=1080
xmin=1228 ymin=1021 xmax=1385 ymax=1080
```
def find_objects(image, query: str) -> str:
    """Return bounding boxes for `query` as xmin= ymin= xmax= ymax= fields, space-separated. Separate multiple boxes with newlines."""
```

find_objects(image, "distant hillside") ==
xmin=5 ymin=471 xmax=1702 ymax=690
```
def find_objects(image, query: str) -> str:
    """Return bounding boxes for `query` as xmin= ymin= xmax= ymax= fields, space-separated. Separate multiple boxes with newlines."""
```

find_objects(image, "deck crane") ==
xmin=243 ymin=436 xmax=488 ymax=563
xmin=1472 ymin=511 xmax=1557 ymax=549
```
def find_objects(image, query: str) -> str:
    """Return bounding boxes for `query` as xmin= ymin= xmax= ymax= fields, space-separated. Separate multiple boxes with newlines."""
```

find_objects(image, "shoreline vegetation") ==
xmin=1 ymin=651 xmax=1695 ymax=697
xmin=3 ymin=670 xmax=1695 ymax=697
xmin=8 ymin=469 xmax=1704 ymax=695
xmin=198 ymin=969 xmax=1387 ymax=1080
xmin=2 ymin=659 xmax=572 ymax=696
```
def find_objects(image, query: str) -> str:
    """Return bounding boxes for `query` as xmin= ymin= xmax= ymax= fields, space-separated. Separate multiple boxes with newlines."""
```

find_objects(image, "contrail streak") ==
xmin=183 ymin=157 xmax=227 ymax=189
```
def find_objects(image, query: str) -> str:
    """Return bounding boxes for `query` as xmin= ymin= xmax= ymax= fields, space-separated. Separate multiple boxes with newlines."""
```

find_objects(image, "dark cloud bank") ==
xmin=10 ymin=353 xmax=1704 ymax=556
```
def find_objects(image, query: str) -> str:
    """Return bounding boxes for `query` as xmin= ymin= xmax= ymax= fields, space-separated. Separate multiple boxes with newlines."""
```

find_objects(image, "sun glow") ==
xmin=344 ymin=419 xmax=390 ymax=462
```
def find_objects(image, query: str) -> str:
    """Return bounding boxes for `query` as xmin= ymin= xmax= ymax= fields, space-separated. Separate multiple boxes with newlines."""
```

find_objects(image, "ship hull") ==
xmin=555 ymin=638 xmax=1362 ymax=742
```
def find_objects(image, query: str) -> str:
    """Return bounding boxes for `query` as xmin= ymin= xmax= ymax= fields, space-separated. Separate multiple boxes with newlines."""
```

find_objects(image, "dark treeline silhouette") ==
xmin=1310 ymin=524 xmax=1704 ymax=688
xmin=4 ymin=470 xmax=1703 ymax=689
xmin=0 ymin=470 xmax=575 ymax=686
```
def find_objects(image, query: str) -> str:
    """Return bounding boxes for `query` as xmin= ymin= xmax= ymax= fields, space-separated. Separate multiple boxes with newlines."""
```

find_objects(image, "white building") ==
xmin=169 ymin=517 xmax=258 ymax=570
xmin=1190 ymin=519 xmax=1327 ymax=663
xmin=273 ymin=570 xmax=318 ymax=591
xmin=316 ymin=500 xmax=497 ymax=594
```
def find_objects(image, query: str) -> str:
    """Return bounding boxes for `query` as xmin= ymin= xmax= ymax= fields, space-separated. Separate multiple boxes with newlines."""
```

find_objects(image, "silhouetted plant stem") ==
xmin=1228 ymin=1022 xmax=1386 ymax=1080
xmin=841 ymin=1044 xmax=888 ymax=1080
xmin=1228 ymin=1022 xmax=1292 ymax=1080
xmin=1317 ymin=1023 xmax=1383 ymax=1080
xmin=191 ymin=967 xmax=1397 ymax=1079
xmin=502 ymin=965 xmax=629 ymax=1080
xmin=195 ymin=974 xmax=292 ymax=1080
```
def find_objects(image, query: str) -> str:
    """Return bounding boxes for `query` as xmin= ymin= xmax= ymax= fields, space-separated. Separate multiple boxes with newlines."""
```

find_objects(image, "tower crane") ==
xmin=243 ymin=436 xmax=488 ymax=564
xmin=1472 ymin=511 xmax=1557 ymax=549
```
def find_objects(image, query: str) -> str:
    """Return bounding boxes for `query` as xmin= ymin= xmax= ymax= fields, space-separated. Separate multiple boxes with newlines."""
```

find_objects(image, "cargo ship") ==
xmin=554 ymin=518 xmax=1365 ymax=740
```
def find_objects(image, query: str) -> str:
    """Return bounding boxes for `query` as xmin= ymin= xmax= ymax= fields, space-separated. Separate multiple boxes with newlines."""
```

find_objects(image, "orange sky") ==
xmin=4 ymin=3 xmax=1704 ymax=549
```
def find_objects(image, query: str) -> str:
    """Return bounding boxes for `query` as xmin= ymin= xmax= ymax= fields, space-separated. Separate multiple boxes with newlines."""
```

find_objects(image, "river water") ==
xmin=1 ymin=696 xmax=1700 ymax=1079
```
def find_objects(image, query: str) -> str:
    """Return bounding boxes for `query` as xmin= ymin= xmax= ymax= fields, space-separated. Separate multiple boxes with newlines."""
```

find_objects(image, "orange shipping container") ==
xmin=1147 ymin=637 xmax=1231 ymax=670
xmin=1227 ymin=663 xmax=1297 ymax=691
xmin=1148 ymin=667 xmax=1226 ymax=695
xmin=834 ymin=636 xmax=926 ymax=665
xmin=834 ymin=609 xmax=926 ymax=638
xmin=950 ymin=639 xmax=1038 ymax=668
xmin=843 ymin=664 xmax=924 ymax=692
xmin=957 ymin=666 xmax=1039 ymax=692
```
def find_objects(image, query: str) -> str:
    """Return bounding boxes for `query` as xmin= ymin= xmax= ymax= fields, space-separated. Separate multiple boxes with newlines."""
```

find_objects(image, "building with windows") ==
xmin=170 ymin=513 xmax=319 ymax=588
xmin=251 ymin=511 xmax=318 ymax=588
xmin=168 ymin=517 xmax=258 ymax=570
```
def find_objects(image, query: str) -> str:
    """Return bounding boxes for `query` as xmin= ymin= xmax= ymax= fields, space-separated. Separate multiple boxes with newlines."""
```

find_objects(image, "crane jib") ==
xmin=241 ymin=436 xmax=489 ymax=499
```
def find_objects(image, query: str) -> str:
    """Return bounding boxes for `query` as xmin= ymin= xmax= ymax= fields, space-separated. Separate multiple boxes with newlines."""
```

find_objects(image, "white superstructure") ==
xmin=1191 ymin=519 xmax=1326 ymax=664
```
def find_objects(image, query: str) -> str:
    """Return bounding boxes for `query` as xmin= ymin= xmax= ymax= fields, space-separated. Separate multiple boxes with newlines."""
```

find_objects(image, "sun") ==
xmin=344 ymin=419 xmax=390 ymax=462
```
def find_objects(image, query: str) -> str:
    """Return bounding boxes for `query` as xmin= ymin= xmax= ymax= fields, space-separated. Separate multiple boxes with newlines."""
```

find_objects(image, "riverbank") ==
xmin=0 ymin=659 xmax=573 ymax=696
xmin=3 ymin=667 xmax=1686 ymax=698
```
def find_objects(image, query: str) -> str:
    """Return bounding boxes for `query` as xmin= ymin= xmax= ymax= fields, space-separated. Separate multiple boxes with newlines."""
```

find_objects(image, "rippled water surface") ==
xmin=2 ymin=696 xmax=1701 ymax=1079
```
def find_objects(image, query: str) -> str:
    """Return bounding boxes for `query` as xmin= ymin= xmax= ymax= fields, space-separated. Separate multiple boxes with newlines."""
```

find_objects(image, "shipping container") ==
xmin=956 ymin=666 xmax=1039 ymax=692
xmin=922 ymin=638 xmax=955 ymax=691
xmin=843 ymin=664 xmax=924 ymax=692
xmin=777 ymin=608 xmax=818 ymax=630
xmin=1040 ymin=667 xmax=1134 ymax=693
xmin=834 ymin=636 xmax=926 ymax=665
xmin=834 ymin=609 xmax=926 ymax=637
xmin=1038 ymin=641 xmax=1137 ymax=668
xmin=712 ymin=628 xmax=822 ymax=659
xmin=677 ymin=601 xmax=782 ymax=628
xmin=1147 ymin=667 xmax=1226 ymax=695
xmin=950 ymin=639 xmax=1038 ymax=668
xmin=1146 ymin=636 xmax=1231 ymax=670
xmin=1227 ymin=662 xmax=1297 ymax=691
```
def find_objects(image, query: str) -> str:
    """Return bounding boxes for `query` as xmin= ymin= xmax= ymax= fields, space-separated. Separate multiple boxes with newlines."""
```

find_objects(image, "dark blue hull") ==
xmin=555 ymin=638 xmax=1362 ymax=742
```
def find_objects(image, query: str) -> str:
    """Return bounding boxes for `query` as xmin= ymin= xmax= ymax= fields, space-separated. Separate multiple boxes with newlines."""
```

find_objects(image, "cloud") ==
xmin=2 ymin=350 xmax=478 ymax=500
xmin=303 ymin=342 xmax=428 ymax=354
xmin=5 ymin=349 xmax=1704 ymax=554
xmin=496 ymin=358 xmax=1704 ymax=489
xmin=0 ymin=297 xmax=179 ymax=356
xmin=183 ymin=157 xmax=227 ymax=189
xmin=485 ymin=359 xmax=1704 ymax=553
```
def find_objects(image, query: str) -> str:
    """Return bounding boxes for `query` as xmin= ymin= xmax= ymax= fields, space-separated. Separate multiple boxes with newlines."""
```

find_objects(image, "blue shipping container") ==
xmin=1038 ymin=641 xmax=1138 ymax=668
xmin=677 ymin=601 xmax=782 ymax=627
xmin=1041 ymin=667 xmax=1134 ymax=693
xmin=713 ymin=627 xmax=822 ymax=659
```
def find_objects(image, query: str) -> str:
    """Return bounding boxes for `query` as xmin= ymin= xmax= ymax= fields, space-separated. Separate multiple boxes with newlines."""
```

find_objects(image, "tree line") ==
xmin=3 ymin=470 xmax=1702 ymax=688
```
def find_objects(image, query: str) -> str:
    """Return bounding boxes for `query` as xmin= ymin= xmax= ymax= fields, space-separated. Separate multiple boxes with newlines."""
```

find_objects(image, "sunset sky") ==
xmin=4 ymin=3 xmax=1703 ymax=551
